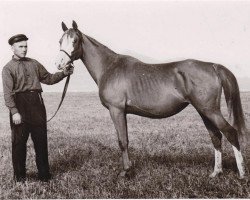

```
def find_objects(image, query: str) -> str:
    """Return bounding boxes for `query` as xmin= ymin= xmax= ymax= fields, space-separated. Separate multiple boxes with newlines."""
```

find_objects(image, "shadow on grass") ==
xmin=47 ymin=138 xmax=243 ymax=178
xmin=49 ymin=140 xmax=119 ymax=175
xmin=50 ymin=149 xmax=89 ymax=174
xmin=50 ymin=139 xmax=246 ymax=177
xmin=132 ymin=150 xmax=246 ymax=175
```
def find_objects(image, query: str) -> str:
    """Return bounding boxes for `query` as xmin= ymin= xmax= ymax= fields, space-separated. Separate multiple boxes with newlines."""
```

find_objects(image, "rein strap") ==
xmin=47 ymin=49 xmax=74 ymax=122
xmin=47 ymin=74 xmax=71 ymax=122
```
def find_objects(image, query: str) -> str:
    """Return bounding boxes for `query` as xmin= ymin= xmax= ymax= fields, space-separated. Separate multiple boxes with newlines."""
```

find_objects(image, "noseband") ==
xmin=60 ymin=49 xmax=74 ymax=65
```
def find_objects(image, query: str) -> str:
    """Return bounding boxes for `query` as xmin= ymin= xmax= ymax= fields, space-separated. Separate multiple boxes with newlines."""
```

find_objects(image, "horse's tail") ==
xmin=216 ymin=65 xmax=247 ymax=138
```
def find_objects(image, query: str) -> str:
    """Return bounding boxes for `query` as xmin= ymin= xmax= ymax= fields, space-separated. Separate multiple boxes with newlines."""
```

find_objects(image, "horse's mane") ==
xmin=85 ymin=35 xmax=99 ymax=47
xmin=85 ymin=34 xmax=116 ymax=54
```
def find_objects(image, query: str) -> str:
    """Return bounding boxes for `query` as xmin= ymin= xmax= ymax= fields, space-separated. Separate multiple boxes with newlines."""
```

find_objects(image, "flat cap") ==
xmin=8 ymin=34 xmax=28 ymax=45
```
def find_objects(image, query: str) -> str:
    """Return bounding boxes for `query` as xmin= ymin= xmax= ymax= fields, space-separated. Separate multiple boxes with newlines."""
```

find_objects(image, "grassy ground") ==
xmin=0 ymin=92 xmax=250 ymax=198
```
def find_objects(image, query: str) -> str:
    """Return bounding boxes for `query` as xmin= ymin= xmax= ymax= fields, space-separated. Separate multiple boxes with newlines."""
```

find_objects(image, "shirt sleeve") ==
xmin=2 ymin=66 xmax=18 ymax=115
xmin=36 ymin=60 xmax=66 ymax=85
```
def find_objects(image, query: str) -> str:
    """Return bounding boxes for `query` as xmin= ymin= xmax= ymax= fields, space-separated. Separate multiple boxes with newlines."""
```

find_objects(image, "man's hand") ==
xmin=63 ymin=65 xmax=74 ymax=76
xmin=12 ymin=113 xmax=22 ymax=125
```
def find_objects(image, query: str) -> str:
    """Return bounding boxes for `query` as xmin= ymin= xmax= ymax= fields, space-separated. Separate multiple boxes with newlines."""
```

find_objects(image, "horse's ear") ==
xmin=72 ymin=20 xmax=78 ymax=30
xmin=62 ymin=22 xmax=68 ymax=32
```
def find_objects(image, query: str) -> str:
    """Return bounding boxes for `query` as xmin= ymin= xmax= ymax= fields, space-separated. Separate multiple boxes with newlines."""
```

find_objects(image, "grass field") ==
xmin=0 ymin=92 xmax=250 ymax=198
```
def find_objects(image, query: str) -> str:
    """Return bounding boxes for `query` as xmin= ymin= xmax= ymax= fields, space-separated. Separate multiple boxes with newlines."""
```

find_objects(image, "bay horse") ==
xmin=55 ymin=21 xmax=247 ymax=179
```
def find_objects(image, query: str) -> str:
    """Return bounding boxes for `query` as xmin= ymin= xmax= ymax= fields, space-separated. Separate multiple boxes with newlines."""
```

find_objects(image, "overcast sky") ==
xmin=0 ymin=0 xmax=250 ymax=92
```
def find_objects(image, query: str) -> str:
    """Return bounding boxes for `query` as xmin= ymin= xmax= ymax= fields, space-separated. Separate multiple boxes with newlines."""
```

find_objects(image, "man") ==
xmin=2 ymin=34 xmax=73 ymax=182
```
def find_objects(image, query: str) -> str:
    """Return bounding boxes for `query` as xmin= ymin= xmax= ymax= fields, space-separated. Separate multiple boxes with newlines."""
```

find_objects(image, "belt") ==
xmin=16 ymin=90 xmax=42 ymax=94
xmin=28 ymin=90 xmax=40 ymax=93
xmin=15 ymin=90 xmax=44 ymax=105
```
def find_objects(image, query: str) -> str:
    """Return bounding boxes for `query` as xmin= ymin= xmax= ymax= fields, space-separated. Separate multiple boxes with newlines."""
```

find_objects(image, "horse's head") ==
xmin=55 ymin=21 xmax=83 ymax=70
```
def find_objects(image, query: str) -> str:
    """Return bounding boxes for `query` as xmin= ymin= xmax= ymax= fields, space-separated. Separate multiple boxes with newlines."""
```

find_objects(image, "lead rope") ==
xmin=47 ymin=73 xmax=71 ymax=122
xmin=47 ymin=48 xmax=74 ymax=122
xmin=47 ymin=49 xmax=75 ymax=122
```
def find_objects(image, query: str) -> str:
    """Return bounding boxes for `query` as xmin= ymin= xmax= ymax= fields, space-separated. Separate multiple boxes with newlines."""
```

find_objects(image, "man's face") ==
xmin=11 ymin=41 xmax=28 ymax=58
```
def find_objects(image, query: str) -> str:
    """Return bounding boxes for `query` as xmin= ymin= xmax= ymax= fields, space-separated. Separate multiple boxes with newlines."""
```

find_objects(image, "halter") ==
xmin=59 ymin=29 xmax=84 ymax=65
xmin=60 ymin=49 xmax=74 ymax=66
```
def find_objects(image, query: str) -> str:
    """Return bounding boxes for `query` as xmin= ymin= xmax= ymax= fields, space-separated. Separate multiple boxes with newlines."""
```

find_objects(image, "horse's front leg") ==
xmin=109 ymin=106 xmax=132 ymax=177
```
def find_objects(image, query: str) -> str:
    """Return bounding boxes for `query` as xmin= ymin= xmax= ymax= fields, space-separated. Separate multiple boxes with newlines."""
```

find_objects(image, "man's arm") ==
xmin=2 ymin=67 xmax=18 ymax=115
xmin=37 ymin=60 xmax=66 ymax=85
xmin=36 ymin=60 xmax=73 ymax=85
xmin=2 ymin=67 xmax=22 ymax=124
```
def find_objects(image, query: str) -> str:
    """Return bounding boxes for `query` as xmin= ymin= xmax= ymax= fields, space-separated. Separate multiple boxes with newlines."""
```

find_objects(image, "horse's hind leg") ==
xmin=200 ymin=114 xmax=223 ymax=177
xmin=201 ymin=110 xmax=246 ymax=178
xmin=109 ymin=106 xmax=132 ymax=177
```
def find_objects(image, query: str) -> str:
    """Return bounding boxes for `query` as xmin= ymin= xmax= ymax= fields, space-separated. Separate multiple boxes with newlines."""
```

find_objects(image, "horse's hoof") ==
xmin=209 ymin=173 xmax=216 ymax=178
xmin=118 ymin=170 xmax=127 ymax=178
xmin=239 ymin=175 xmax=246 ymax=180
xmin=209 ymin=171 xmax=222 ymax=178
xmin=118 ymin=168 xmax=135 ymax=179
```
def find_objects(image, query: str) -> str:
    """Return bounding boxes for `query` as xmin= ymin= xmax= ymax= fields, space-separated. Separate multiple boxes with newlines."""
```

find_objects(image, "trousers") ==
xmin=10 ymin=91 xmax=50 ymax=181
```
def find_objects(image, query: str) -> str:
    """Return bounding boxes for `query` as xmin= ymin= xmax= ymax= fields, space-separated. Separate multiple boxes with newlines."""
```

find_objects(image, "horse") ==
xmin=55 ymin=21 xmax=247 ymax=179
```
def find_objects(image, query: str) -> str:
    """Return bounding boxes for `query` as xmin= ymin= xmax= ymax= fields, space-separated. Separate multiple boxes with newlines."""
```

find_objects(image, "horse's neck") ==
xmin=81 ymin=35 xmax=117 ymax=86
